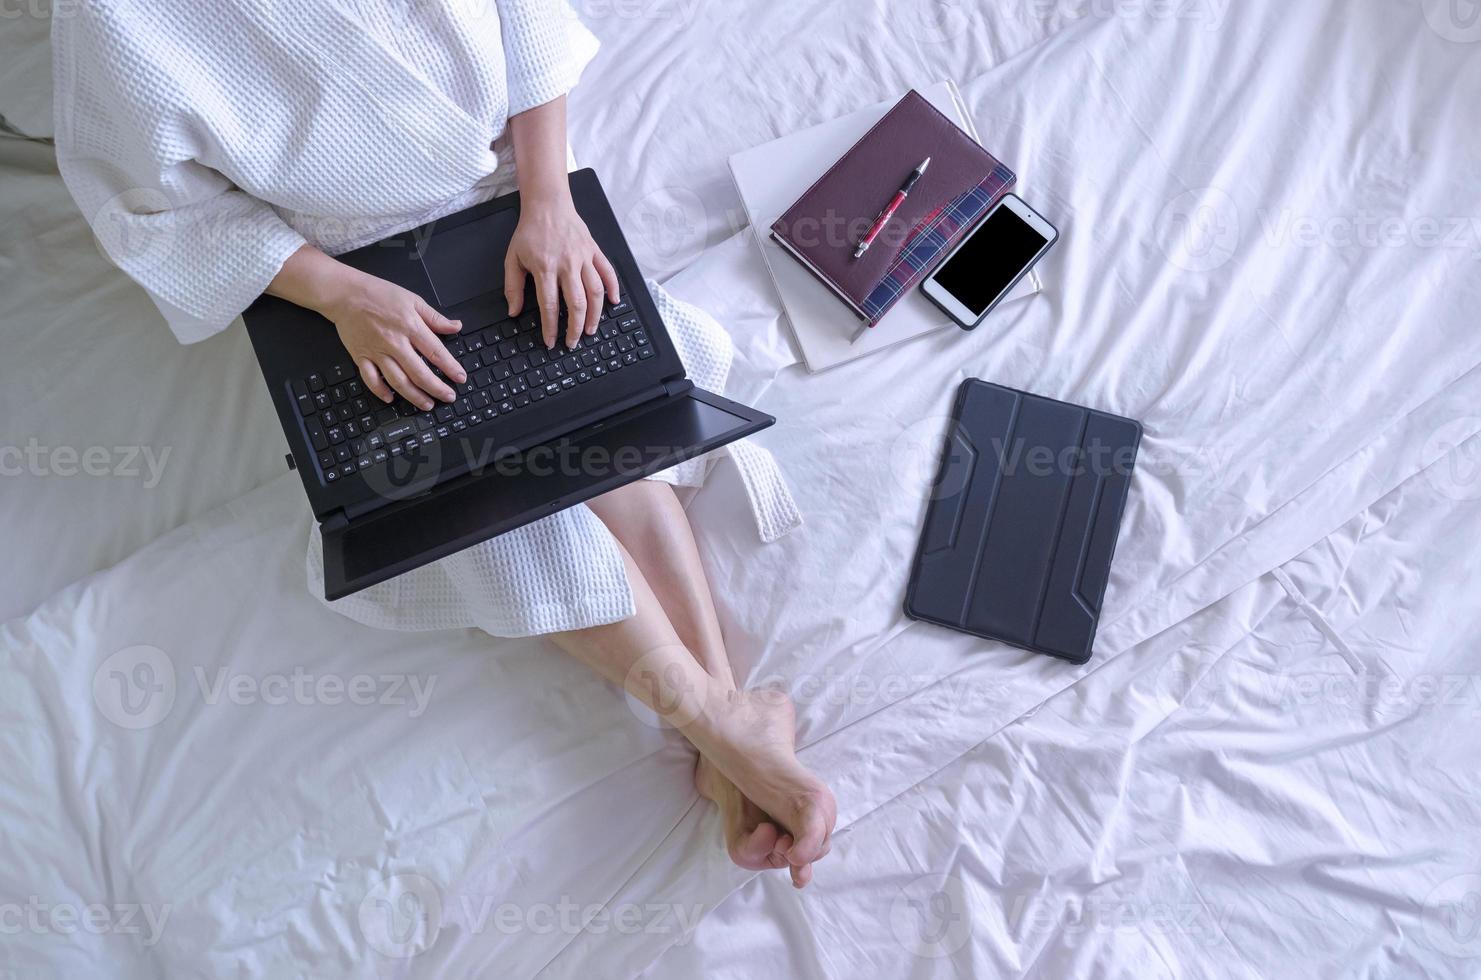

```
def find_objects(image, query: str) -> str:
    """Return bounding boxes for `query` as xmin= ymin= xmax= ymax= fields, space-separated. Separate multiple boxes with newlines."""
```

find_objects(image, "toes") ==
xmin=768 ymin=833 xmax=793 ymax=869
xmin=783 ymin=783 xmax=838 ymax=866
xmin=785 ymin=812 xmax=831 ymax=866
xmin=780 ymin=831 xmax=817 ymax=889
xmin=729 ymin=821 xmax=781 ymax=870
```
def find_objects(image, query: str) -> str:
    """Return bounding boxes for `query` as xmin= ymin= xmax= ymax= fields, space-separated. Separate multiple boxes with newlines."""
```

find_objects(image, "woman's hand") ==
xmin=504 ymin=192 xmax=620 ymax=350
xmin=267 ymin=245 xmax=467 ymax=411
xmin=504 ymin=94 xmax=620 ymax=350
xmin=323 ymin=272 xmax=469 ymax=410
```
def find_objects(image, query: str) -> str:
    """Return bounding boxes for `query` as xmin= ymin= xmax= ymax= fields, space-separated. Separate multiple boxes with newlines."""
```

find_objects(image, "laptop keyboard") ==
xmin=290 ymin=291 xmax=657 ymax=486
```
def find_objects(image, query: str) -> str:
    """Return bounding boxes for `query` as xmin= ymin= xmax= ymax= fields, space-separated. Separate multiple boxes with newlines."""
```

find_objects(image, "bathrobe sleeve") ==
xmin=51 ymin=11 xmax=307 ymax=344
xmin=496 ymin=0 xmax=602 ymax=117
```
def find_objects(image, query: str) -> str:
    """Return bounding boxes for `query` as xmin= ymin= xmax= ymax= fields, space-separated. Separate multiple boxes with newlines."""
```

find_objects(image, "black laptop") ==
xmin=244 ymin=169 xmax=772 ymax=600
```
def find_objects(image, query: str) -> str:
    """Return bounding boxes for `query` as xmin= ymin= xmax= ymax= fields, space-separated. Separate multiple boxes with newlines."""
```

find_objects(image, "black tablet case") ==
xmin=904 ymin=380 xmax=1141 ymax=664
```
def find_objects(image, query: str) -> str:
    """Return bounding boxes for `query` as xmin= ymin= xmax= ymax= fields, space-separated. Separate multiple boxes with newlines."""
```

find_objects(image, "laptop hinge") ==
xmin=321 ymin=510 xmax=350 ymax=532
xmin=663 ymin=376 xmax=694 ymax=398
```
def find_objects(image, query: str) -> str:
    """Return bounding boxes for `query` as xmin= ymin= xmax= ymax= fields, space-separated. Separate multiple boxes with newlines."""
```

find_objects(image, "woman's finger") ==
xmin=416 ymin=298 xmax=462 ymax=336
xmin=593 ymin=249 xmax=620 ymax=304
xmin=504 ymin=249 xmax=528 ymax=317
xmin=377 ymin=355 xmax=434 ymax=411
xmin=358 ymin=358 xmax=394 ymax=404
xmin=562 ymin=265 xmax=586 ymax=349
xmin=535 ymin=271 xmax=561 ymax=349
xmin=580 ymin=262 xmax=604 ymax=336
xmin=410 ymin=321 xmax=467 ymax=385
xmin=394 ymin=341 xmax=456 ymax=405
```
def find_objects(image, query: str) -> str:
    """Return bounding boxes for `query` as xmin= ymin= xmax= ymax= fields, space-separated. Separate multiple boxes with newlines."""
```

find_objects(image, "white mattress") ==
xmin=3 ymin=0 xmax=1481 ymax=976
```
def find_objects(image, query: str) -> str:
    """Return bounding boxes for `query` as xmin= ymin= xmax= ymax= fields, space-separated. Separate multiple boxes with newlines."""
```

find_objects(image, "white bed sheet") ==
xmin=3 ymin=0 xmax=1481 ymax=977
xmin=649 ymin=452 xmax=1481 ymax=978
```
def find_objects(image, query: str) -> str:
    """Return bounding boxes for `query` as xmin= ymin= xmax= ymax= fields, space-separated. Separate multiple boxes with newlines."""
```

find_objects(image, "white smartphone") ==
xmin=920 ymin=194 xmax=1058 ymax=330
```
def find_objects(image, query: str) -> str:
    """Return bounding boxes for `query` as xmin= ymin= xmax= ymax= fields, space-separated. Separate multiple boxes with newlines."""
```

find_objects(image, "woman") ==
xmin=54 ymin=0 xmax=834 ymax=887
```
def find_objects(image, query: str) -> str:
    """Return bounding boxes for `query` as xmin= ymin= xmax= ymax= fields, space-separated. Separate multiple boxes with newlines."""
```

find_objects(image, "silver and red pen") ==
xmin=852 ymin=156 xmax=931 ymax=259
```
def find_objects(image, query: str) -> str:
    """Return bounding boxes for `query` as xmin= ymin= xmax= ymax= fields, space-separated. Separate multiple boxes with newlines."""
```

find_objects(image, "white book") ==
xmin=729 ymin=81 xmax=1042 ymax=374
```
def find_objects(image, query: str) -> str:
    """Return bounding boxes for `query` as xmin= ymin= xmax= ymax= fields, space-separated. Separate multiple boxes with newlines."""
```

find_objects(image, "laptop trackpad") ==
xmin=419 ymin=209 xmax=520 ymax=308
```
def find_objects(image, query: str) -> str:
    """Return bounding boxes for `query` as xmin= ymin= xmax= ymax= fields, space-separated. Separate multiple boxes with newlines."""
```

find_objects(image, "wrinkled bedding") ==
xmin=3 ymin=0 xmax=1481 ymax=976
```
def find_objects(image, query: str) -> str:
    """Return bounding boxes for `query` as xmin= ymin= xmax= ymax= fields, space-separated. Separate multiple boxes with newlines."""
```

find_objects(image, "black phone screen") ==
xmin=932 ymin=204 xmax=1048 ymax=317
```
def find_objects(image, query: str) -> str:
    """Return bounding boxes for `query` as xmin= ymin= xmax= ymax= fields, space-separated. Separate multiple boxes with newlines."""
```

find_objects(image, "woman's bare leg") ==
xmin=585 ymin=482 xmax=799 ymax=877
xmin=550 ymin=516 xmax=835 ymax=888
xmin=585 ymin=482 xmax=734 ymax=685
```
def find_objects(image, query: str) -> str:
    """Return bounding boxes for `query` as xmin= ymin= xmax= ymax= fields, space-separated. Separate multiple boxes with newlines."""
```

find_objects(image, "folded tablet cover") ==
xmin=904 ymin=380 xmax=1141 ymax=664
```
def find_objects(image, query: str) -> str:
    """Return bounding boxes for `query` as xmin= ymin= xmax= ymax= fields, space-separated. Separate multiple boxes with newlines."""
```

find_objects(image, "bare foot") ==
xmin=695 ymin=754 xmax=793 ymax=872
xmin=689 ymin=688 xmax=837 ymax=888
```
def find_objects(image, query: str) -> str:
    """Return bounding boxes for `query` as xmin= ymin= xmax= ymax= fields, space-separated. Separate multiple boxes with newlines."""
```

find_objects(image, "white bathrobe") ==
xmin=53 ymin=0 xmax=799 ymax=636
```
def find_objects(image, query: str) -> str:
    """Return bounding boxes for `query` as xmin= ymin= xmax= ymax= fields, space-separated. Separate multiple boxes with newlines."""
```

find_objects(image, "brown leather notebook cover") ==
xmin=769 ymin=89 xmax=1015 ymax=324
